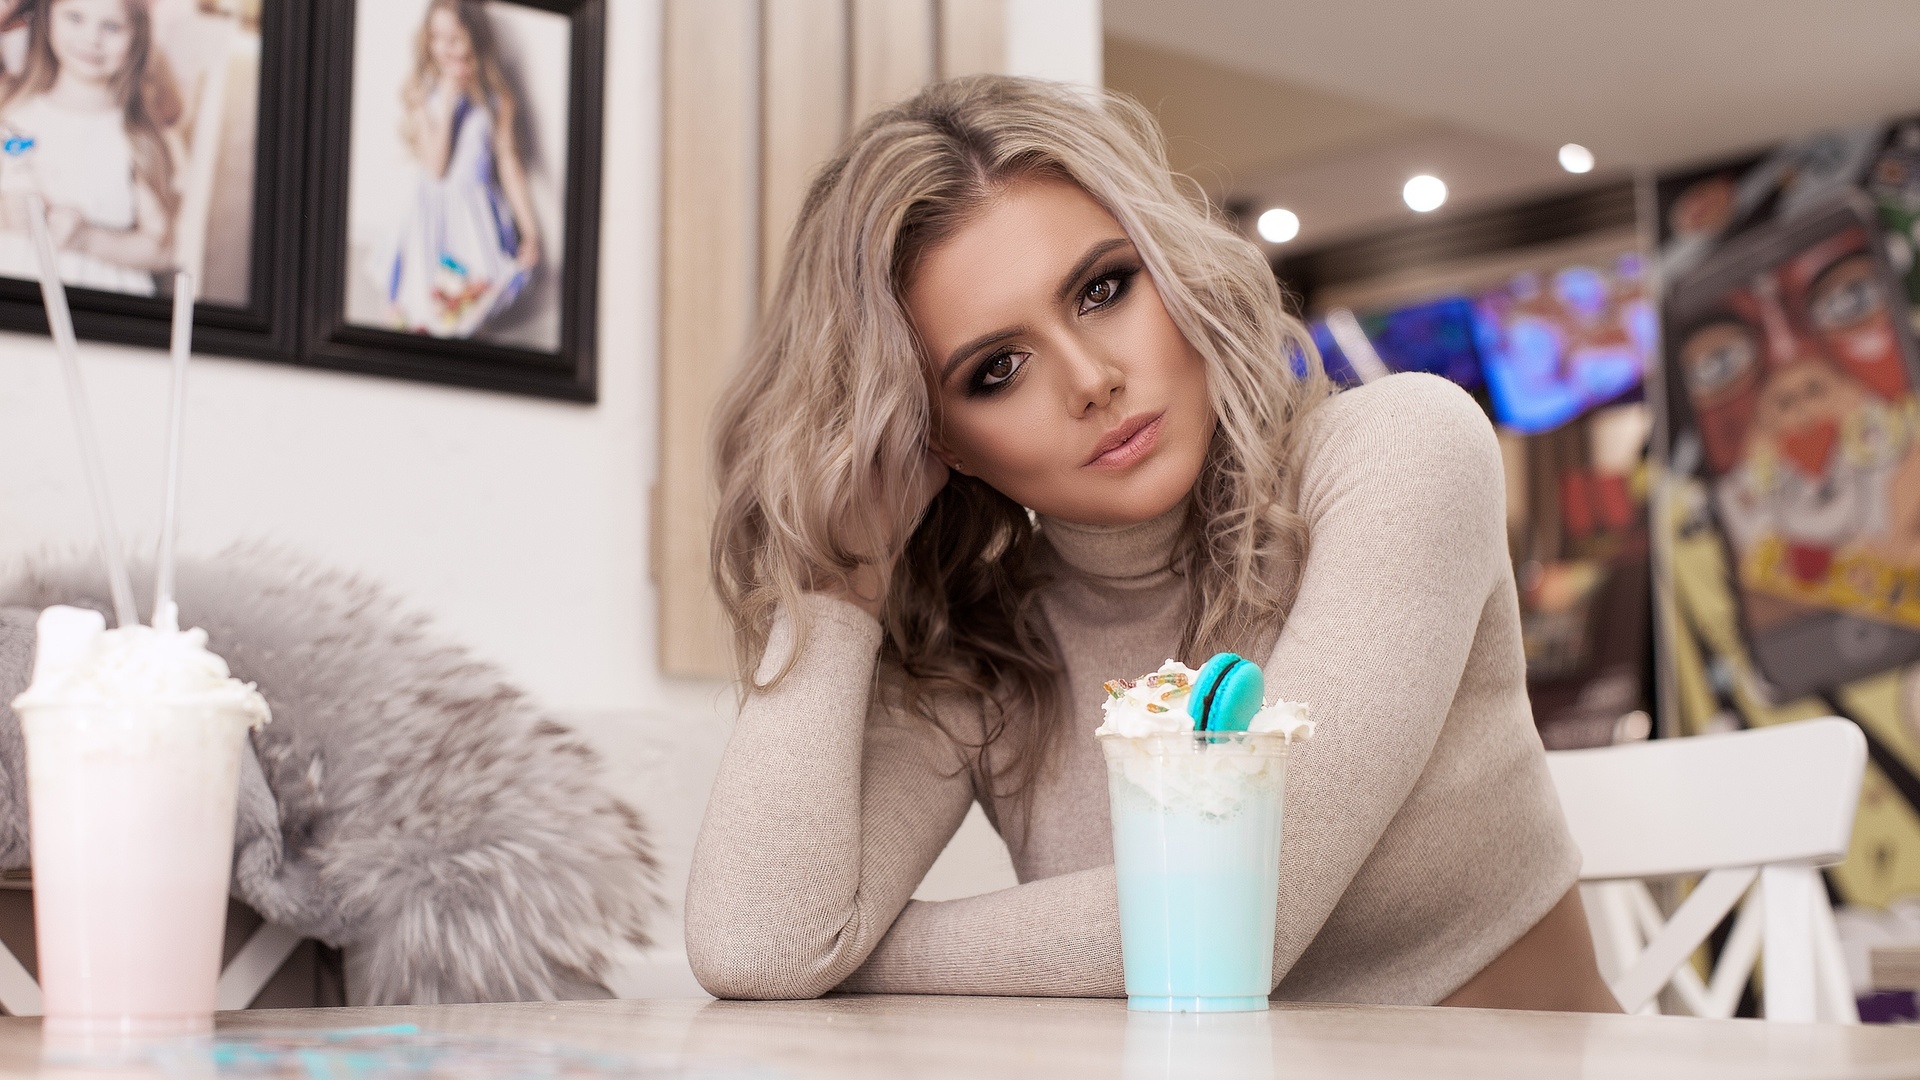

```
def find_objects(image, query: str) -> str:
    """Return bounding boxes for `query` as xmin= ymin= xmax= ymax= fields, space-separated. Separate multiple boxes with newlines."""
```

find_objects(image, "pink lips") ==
xmin=1086 ymin=413 xmax=1164 ymax=469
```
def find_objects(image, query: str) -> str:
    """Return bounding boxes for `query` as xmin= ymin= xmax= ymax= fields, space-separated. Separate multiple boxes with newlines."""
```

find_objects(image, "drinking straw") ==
xmin=153 ymin=271 xmax=194 ymax=633
xmin=25 ymin=195 xmax=138 ymax=628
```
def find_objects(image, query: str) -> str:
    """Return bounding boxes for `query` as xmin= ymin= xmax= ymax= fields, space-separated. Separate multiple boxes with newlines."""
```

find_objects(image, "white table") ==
xmin=1 ymin=996 xmax=1918 ymax=1078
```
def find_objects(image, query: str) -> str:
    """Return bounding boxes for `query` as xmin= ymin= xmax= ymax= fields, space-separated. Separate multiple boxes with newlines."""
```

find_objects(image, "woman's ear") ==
xmin=920 ymin=424 xmax=954 ymax=470
xmin=925 ymin=436 xmax=965 ymax=476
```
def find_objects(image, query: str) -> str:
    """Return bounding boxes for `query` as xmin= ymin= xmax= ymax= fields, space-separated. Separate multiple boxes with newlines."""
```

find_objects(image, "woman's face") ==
xmin=49 ymin=0 xmax=134 ymax=85
xmin=904 ymin=178 xmax=1214 ymax=526
xmin=427 ymin=7 xmax=476 ymax=89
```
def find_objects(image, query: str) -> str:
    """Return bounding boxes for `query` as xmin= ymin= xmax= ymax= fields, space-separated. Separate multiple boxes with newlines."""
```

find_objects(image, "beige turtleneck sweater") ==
xmin=684 ymin=373 xmax=1581 ymax=1004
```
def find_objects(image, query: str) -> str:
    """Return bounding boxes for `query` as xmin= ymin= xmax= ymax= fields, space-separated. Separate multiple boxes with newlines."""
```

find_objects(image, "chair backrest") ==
xmin=1548 ymin=717 xmax=1867 ymax=1021
xmin=1546 ymin=717 xmax=1866 ymax=882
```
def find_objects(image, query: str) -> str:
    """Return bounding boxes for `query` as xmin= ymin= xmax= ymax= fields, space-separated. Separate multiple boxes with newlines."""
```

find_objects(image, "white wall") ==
xmin=0 ymin=0 xmax=1104 ymax=996
xmin=1005 ymin=0 xmax=1103 ymax=89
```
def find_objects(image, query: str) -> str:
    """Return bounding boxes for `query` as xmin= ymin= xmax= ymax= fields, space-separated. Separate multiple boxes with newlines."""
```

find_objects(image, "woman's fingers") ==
xmin=826 ymin=451 xmax=949 ymax=618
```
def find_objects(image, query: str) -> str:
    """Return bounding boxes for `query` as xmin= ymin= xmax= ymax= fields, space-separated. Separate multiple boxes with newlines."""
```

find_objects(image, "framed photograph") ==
xmin=0 ymin=0 xmax=305 ymax=358
xmin=306 ymin=0 xmax=603 ymax=401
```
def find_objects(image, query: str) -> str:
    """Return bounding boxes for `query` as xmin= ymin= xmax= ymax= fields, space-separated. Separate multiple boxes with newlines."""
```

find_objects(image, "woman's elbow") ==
xmin=685 ymin=936 xmax=843 ymax=1000
xmin=683 ymin=895 xmax=848 ymax=999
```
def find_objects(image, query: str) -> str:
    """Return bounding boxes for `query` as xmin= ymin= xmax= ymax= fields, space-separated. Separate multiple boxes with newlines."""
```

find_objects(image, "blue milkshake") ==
xmin=1096 ymin=658 xmax=1308 ymax=1013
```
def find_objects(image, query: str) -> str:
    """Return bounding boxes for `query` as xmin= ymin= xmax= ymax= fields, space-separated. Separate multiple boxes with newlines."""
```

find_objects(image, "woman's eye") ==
xmin=976 ymin=351 xmax=1027 ymax=389
xmin=1078 ymin=269 xmax=1135 ymax=315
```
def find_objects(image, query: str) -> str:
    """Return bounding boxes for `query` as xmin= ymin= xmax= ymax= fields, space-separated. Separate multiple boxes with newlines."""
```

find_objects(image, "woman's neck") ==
xmin=1035 ymin=499 xmax=1189 ymax=581
xmin=48 ymin=70 xmax=117 ymax=111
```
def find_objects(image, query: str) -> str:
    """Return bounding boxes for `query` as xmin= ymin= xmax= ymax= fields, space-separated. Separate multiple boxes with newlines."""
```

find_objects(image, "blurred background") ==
xmin=6 ymin=0 xmax=1920 ymax=1014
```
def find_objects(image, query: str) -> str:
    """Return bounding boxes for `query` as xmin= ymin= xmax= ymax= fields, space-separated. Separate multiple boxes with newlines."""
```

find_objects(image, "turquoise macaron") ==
xmin=1187 ymin=652 xmax=1264 ymax=732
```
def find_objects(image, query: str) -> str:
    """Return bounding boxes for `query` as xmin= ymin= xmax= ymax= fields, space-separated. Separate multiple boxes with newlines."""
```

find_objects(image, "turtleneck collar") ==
xmin=1036 ymin=499 xmax=1189 ymax=581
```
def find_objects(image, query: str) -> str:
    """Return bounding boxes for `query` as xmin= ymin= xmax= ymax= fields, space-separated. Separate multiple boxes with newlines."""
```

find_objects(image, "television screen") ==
xmin=1472 ymin=253 xmax=1658 ymax=434
xmin=1309 ymin=296 xmax=1483 ymax=390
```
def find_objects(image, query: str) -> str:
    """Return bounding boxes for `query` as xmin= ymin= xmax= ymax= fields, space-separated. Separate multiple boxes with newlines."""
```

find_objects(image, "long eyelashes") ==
xmin=961 ymin=263 xmax=1141 ymax=399
xmin=967 ymin=349 xmax=1029 ymax=397
xmin=1079 ymin=265 xmax=1139 ymax=315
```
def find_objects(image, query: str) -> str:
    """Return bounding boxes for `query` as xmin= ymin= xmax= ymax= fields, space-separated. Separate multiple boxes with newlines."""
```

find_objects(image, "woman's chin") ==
xmin=1016 ymin=471 xmax=1197 ymax=527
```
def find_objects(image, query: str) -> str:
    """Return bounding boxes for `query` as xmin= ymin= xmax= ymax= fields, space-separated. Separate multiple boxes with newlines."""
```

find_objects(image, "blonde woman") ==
xmin=687 ymin=76 xmax=1618 ymax=1011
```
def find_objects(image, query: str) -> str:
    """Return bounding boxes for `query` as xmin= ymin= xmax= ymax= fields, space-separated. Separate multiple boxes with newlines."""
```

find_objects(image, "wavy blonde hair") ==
xmin=712 ymin=76 xmax=1330 ymax=798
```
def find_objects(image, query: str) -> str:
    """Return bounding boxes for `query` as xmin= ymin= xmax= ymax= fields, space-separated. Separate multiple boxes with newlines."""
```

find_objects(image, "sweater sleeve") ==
xmin=842 ymin=373 xmax=1517 ymax=996
xmin=683 ymin=593 xmax=978 ymax=999
xmin=1260 ymin=373 xmax=1514 ymax=983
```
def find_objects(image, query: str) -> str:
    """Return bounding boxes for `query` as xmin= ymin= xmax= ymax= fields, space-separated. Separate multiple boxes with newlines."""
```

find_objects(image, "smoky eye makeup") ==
xmin=1078 ymin=262 xmax=1141 ymax=315
xmin=964 ymin=348 xmax=1030 ymax=397
xmin=947 ymin=251 xmax=1144 ymax=399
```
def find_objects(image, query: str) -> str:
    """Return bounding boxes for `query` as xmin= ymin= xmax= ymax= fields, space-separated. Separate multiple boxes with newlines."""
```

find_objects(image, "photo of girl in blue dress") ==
xmin=375 ymin=0 xmax=544 ymax=340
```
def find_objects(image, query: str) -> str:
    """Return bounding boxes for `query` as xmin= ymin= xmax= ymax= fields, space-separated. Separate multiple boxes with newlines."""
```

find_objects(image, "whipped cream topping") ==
xmin=1248 ymin=699 xmax=1314 ymax=742
xmin=11 ymin=606 xmax=270 ymax=728
xmin=1094 ymin=657 xmax=1313 ymax=743
xmin=1096 ymin=659 xmax=1199 ymax=737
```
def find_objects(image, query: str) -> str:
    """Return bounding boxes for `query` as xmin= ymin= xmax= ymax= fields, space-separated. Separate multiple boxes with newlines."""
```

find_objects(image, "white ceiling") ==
xmin=1105 ymin=32 xmax=1615 ymax=247
xmin=1105 ymin=0 xmax=1920 ymax=170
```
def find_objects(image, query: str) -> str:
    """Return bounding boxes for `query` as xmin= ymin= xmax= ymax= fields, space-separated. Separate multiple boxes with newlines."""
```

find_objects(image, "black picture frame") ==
xmin=0 ymin=0 xmax=307 ymax=360
xmin=304 ymin=0 xmax=605 ymax=402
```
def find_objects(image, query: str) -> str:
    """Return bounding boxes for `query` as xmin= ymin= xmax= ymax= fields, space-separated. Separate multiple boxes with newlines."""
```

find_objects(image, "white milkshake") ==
xmin=10 ymin=605 xmax=269 ymax=1036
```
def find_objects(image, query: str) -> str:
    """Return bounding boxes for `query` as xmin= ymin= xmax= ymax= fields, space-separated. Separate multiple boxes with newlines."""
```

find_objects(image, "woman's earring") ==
xmin=951 ymin=460 xmax=966 ymax=475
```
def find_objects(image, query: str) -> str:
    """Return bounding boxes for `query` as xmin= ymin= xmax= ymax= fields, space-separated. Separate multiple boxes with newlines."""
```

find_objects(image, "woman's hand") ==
xmin=832 ymin=449 xmax=949 ymax=620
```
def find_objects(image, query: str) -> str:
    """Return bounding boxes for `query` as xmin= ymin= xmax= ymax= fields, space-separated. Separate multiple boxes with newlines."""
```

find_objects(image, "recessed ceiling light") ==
xmin=1403 ymin=174 xmax=1447 ymax=213
xmin=1256 ymin=208 xmax=1300 ymax=243
xmin=1559 ymin=143 xmax=1595 ymax=174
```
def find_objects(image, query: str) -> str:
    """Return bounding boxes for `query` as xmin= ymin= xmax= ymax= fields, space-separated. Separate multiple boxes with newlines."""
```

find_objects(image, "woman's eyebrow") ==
xmin=941 ymin=325 xmax=1027 ymax=381
xmin=1054 ymin=237 xmax=1131 ymax=304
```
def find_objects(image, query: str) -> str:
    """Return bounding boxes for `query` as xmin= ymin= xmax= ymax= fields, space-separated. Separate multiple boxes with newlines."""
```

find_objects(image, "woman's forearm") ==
xmin=684 ymin=594 xmax=974 ymax=999
xmin=838 ymin=866 xmax=1127 ymax=996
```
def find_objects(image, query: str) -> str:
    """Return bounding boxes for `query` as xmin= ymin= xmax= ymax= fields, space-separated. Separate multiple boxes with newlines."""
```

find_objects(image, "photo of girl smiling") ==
xmin=0 ymin=0 xmax=182 ymax=296
xmin=686 ymin=76 xmax=1620 ymax=1012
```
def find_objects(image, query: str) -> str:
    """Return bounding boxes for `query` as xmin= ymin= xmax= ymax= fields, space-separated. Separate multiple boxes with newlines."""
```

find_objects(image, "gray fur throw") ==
xmin=0 ymin=547 xmax=658 ymax=1005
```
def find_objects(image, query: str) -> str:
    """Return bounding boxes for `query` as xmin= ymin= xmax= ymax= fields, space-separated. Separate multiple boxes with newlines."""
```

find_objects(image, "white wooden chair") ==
xmin=0 ymin=881 xmax=306 ymax=1017
xmin=1546 ymin=717 xmax=1866 ymax=1022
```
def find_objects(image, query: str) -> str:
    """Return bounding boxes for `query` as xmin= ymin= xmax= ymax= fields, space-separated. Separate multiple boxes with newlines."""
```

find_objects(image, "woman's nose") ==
xmin=1059 ymin=338 xmax=1124 ymax=417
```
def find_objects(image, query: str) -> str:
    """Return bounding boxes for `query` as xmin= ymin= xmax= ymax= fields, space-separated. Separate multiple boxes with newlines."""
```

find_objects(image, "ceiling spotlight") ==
xmin=1256 ymin=208 xmax=1300 ymax=243
xmin=1403 ymin=174 xmax=1447 ymax=213
xmin=1559 ymin=143 xmax=1595 ymax=174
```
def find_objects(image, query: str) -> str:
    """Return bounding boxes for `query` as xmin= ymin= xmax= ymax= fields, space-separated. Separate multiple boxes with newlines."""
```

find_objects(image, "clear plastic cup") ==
xmin=1100 ymin=731 xmax=1289 ymax=1013
xmin=18 ymin=699 xmax=253 ymax=1036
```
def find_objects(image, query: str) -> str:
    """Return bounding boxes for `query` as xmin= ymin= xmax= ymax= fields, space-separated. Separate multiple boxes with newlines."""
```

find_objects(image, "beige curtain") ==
xmin=657 ymin=1 xmax=1008 ymax=677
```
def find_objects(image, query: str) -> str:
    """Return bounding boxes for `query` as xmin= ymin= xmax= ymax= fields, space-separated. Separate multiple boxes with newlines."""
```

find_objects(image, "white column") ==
xmin=1003 ymin=0 xmax=1102 ymax=89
